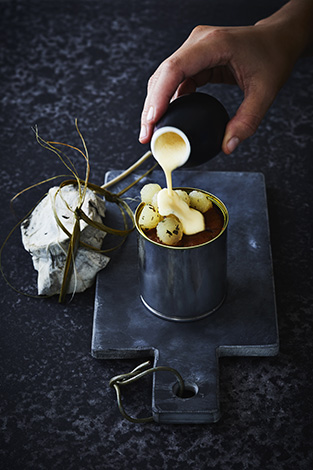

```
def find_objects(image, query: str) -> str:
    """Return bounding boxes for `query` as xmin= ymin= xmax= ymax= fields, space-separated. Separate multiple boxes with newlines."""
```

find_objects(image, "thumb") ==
xmin=222 ymin=88 xmax=274 ymax=154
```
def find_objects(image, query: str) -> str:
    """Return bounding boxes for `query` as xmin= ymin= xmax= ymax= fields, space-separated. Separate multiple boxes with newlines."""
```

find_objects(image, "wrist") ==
xmin=255 ymin=0 xmax=313 ymax=58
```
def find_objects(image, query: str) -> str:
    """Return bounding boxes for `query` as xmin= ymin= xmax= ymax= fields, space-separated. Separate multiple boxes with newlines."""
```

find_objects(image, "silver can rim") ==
xmin=135 ymin=187 xmax=229 ymax=250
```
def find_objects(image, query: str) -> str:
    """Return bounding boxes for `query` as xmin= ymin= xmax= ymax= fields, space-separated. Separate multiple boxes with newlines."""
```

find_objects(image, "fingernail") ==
xmin=147 ymin=106 xmax=154 ymax=121
xmin=139 ymin=124 xmax=147 ymax=141
xmin=227 ymin=136 xmax=240 ymax=153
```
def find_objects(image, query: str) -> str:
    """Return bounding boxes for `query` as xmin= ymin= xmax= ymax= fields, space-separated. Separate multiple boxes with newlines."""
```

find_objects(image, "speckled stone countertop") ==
xmin=1 ymin=1 xmax=312 ymax=469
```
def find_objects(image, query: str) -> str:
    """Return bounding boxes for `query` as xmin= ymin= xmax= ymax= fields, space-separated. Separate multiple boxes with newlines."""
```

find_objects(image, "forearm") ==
xmin=256 ymin=0 xmax=313 ymax=57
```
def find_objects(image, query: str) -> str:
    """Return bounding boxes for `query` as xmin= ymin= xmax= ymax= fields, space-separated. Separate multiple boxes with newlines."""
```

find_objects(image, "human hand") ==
xmin=139 ymin=1 xmax=312 ymax=154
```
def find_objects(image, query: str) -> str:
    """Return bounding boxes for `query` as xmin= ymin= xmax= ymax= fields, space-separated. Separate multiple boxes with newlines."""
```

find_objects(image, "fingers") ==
xmin=222 ymin=85 xmax=275 ymax=154
xmin=139 ymin=24 xmax=281 ymax=154
xmin=139 ymin=59 xmax=185 ymax=144
xmin=173 ymin=78 xmax=197 ymax=100
xmin=139 ymin=25 xmax=228 ymax=144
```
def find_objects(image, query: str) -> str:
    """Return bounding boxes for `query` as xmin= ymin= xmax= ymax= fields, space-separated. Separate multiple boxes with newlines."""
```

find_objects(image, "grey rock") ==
xmin=21 ymin=184 xmax=109 ymax=296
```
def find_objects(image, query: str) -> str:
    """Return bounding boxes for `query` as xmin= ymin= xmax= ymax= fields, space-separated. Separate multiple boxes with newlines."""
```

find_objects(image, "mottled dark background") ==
xmin=1 ymin=1 xmax=312 ymax=469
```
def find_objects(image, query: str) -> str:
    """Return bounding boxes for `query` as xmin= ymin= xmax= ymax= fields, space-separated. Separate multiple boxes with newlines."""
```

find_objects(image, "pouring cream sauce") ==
xmin=151 ymin=128 xmax=205 ymax=235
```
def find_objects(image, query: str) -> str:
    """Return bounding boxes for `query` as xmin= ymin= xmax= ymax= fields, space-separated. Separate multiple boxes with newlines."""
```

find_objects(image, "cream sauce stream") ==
xmin=152 ymin=130 xmax=205 ymax=235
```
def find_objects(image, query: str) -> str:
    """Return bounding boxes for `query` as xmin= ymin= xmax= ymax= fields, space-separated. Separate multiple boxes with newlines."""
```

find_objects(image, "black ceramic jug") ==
xmin=152 ymin=92 xmax=229 ymax=167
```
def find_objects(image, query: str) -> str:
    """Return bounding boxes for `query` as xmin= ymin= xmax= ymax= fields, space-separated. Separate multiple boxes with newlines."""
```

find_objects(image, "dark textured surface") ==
xmin=92 ymin=170 xmax=278 ymax=424
xmin=0 ymin=0 xmax=312 ymax=468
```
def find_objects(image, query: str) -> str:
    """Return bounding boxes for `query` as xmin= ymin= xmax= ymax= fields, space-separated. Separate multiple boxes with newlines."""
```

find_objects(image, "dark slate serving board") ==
xmin=91 ymin=170 xmax=279 ymax=424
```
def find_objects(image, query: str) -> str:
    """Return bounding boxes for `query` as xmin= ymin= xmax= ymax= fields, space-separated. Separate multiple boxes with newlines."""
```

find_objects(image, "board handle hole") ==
xmin=173 ymin=382 xmax=198 ymax=399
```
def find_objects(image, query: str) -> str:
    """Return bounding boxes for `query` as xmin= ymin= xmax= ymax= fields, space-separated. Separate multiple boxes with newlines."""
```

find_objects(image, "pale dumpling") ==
xmin=156 ymin=215 xmax=183 ymax=245
xmin=140 ymin=183 xmax=162 ymax=205
xmin=175 ymin=189 xmax=190 ymax=206
xmin=189 ymin=190 xmax=213 ymax=213
xmin=139 ymin=204 xmax=162 ymax=230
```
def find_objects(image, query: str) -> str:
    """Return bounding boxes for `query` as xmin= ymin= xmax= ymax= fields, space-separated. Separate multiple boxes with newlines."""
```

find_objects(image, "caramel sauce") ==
xmin=145 ymin=204 xmax=224 ymax=247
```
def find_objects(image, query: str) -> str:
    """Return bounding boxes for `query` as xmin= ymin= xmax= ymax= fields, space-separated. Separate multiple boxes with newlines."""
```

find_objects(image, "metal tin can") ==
xmin=135 ymin=188 xmax=229 ymax=322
